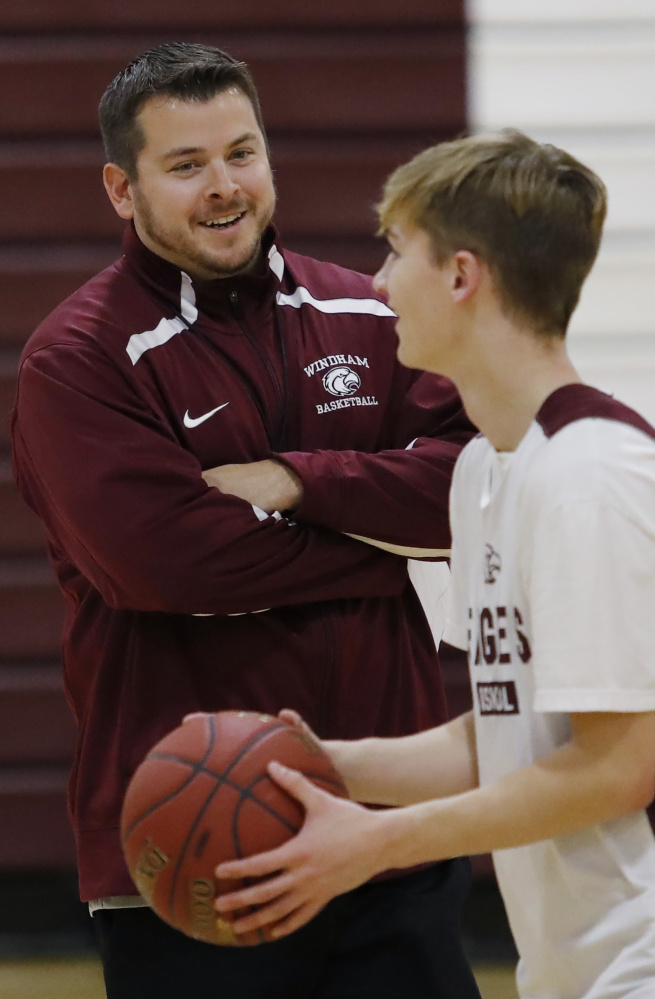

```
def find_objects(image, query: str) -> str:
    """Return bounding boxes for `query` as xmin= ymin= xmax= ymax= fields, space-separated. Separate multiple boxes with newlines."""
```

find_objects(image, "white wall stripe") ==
xmin=468 ymin=0 xmax=655 ymax=422
xmin=471 ymin=0 xmax=655 ymax=23
xmin=277 ymin=285 xmax=395 ymax=317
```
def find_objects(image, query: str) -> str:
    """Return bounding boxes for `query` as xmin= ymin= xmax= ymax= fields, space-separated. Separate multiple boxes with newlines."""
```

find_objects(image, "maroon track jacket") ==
xmin=11 ymin=225 xmax=474 ymax=900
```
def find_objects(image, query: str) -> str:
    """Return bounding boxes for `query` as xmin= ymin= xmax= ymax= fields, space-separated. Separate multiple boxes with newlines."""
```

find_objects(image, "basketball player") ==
xmin=212 ymin=130 xmax=655 ymax=999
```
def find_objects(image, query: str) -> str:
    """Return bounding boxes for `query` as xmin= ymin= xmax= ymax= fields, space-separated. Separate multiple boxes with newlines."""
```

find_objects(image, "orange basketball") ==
xmin=120 ymin=710 xmax=347 ymax=946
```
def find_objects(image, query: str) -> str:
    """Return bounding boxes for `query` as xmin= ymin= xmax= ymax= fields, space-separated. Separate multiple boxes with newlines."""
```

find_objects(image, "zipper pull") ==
xmin=228 ymin=289 xmax=242 ymax=318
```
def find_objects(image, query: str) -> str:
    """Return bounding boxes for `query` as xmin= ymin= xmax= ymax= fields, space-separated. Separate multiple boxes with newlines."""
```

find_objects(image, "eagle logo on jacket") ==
xmin=322 ymin=366 xmax=361 ymax=397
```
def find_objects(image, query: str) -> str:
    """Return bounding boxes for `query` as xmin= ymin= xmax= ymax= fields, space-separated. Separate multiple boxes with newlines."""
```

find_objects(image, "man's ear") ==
xmin=103 ymin=163 xmax=135 ymax=220
xmin=451 ymin=250 xmax=483 ymax=302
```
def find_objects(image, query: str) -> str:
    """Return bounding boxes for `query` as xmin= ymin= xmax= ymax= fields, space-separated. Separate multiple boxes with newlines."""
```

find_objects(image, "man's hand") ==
xmin=202 ymin=460 xmax=303 ymax=513
xmin=213 ymin=762 xmax=397 ymax=940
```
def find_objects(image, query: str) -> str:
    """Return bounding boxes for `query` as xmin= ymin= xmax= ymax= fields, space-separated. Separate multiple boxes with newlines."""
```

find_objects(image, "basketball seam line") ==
xmin=121 ymin=713 xmax=219 ymax=841
xmin=164 ymin=720 xmax=294 ymax=926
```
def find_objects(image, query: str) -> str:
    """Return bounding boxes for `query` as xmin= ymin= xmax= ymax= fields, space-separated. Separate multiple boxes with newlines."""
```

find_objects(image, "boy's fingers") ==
xmin=182 ymin=712 xmax=209 ymax=724
xmin=267 ymin=761 xmax=323 ymax=806
xmin=229 ymin=894 xmax=299 ymax=934
xmin=215 ymin=846 xmax=285 ymax=879
xmin=215 ymin=873 xmax=294 ymax=912
xmin=278 ymin=708 xmax=303 ymax=727
xmin=268 ymin=901 xmax=325 ymax=939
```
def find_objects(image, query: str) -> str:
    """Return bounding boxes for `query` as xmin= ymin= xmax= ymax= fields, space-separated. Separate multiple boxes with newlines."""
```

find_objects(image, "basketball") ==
xmin=120 ymin=710 xmax=348 ymax=946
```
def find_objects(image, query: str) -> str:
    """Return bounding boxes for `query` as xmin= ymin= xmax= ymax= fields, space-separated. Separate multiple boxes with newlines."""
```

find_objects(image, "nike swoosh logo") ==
xmin=183 ymin=402 xmax=230 ymax=428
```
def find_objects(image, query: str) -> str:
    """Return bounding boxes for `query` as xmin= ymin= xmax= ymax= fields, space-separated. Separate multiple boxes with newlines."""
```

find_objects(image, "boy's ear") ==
xmin=103 ymin=163 xmax=135 ymax=220
xmin=451 ymin=250 xmax=483 ymax=302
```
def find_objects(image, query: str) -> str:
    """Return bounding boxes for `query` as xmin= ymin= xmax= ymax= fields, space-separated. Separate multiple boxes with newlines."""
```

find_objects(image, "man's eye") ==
xmin=231 ymin=149 xmax=253 ymax=161
xmin=172 ymin=162 xmax=197 ymax=172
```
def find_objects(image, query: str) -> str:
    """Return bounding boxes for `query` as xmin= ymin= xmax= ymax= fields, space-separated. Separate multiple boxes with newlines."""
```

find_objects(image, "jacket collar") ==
xmin=122 ymin=223 xmax=285 ymax=323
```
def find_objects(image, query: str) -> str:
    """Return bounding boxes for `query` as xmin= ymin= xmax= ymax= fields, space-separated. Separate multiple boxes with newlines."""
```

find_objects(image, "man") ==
xmin=211 ymin=131 xmax=655 ymax=999
xmin=10 ymin=42 xmax=480 ymax=999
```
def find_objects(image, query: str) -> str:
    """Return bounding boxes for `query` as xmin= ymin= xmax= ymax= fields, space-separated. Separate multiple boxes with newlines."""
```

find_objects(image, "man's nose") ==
xmin=205 ymin=161 xmax=240 ymax=200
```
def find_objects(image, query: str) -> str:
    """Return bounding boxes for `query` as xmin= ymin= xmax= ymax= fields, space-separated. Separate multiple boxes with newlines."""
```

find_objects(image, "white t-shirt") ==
xmin=444 ymin=384 xmax=655 ymax=999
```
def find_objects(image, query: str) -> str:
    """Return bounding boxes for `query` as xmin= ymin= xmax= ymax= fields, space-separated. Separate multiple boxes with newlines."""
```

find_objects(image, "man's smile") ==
xmin=199 ymin=211 xmax=246 ymax=230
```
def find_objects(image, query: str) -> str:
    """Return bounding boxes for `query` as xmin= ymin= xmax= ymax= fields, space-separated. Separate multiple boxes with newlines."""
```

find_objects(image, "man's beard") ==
xmin=133 ymin=190 xmax=274 ymax=280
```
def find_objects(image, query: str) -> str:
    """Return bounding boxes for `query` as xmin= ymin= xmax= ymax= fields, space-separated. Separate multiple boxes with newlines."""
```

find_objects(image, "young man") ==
xmin=212 ymin=130 xmax=655 ymax=999
xmin=11 ymin=42 xmax=480 ymax=999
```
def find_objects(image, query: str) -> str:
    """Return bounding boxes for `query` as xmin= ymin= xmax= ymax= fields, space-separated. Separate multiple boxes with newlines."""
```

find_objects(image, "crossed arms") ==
xmin=202 ymin=459 xmax=449 ymax=558
xmin=14 ymin=347 xmax=470 ymax=615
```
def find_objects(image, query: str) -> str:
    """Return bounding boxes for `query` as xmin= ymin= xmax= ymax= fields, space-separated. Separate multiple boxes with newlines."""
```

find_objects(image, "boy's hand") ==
xmin=214 ymin=760 xmax=394 ymax=939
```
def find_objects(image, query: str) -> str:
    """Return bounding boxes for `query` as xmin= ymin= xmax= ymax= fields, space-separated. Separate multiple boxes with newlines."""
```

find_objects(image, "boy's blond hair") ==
xmin=377 ymin=129 xmax=607 ymax=335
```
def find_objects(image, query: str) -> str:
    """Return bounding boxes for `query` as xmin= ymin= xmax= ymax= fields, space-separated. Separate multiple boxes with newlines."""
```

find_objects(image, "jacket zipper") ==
xmin=228 ymin=290 xmax=289 ymax=452
xmin=175 ymin=293 xmax=288 ymax=451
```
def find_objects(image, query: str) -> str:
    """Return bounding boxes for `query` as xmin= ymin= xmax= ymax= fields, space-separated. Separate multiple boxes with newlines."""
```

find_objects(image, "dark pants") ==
xmin=93 ymin=859 xmax=481 ymax=999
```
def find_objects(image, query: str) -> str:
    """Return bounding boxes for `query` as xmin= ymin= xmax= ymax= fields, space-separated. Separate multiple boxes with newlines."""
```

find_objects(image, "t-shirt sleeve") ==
xmin=529 ymin=498 xmax=655 ymax=712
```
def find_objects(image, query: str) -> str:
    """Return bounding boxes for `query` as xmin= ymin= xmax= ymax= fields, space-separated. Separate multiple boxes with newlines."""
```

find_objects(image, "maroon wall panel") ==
xmin=1 ymin=0 xmax=463 ymax=31
xmin=0 ymin=568 xmax=64 ymax=659
xmin=0 ymin=36 xmax=464 ymax=137
xmin=0 ymin=666 xmax=76 ymax=765
xmin=0 ymin=464 xmax=46 ymax=550
xmin=0 ymin=246 xmax=121 ymax=346
xmin=0 ymin=770 xmax=75 ymax=868
xmin=0 ymin=365 xmax=17 ymax=448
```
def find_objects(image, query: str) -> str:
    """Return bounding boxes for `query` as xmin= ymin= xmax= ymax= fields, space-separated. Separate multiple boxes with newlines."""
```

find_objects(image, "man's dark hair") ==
xmin=99 ymin=42 xmax=266 ymax=179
